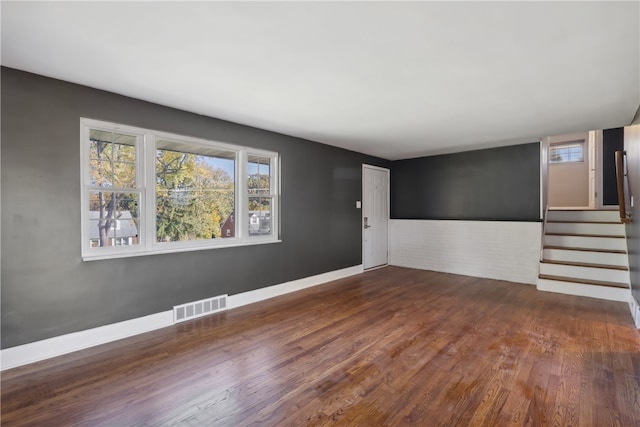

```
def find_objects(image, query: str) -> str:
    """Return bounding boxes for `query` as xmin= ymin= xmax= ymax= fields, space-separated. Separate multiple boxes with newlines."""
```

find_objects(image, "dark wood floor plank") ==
xmin=2 ymin=266 xmax=640 ymax=426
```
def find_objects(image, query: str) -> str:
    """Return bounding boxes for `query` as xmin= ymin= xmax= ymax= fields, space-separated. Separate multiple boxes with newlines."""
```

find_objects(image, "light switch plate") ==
xmin=356 ymin=201 xmax=361 ymax=209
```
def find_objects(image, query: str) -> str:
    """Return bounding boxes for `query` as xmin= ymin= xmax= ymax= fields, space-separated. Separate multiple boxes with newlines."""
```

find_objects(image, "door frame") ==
xmin=541 ymin=131 xmax=599 ymax=211
xmin=593 ymin=129 xmax=615 ymax=210
xmin=588 ymin=130 xmax=597 ymax=209
xmin=362 ymin=164 xmax=390 ymax=270
xmin=541 ymin=137 xmax=548 ymax=218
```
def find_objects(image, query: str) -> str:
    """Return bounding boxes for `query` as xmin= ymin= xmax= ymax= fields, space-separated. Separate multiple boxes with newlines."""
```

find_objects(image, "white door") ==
xmin=363 ymin=165 xmax=389 ymax=270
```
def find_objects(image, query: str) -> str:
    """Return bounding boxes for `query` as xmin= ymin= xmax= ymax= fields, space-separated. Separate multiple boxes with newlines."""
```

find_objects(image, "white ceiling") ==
xmin=2 ymin=1 xmax=639 ymax=160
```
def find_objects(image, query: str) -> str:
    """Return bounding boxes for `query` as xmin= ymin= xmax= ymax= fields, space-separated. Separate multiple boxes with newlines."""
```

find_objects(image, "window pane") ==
xmin=88 ymin=191 xmax=139 ymax=247
xmin=567 ymin=146 xmax=583 ymax=162
xmin=248 ymin=155 xmax=271 ymax=195
xmin=89 ymin=130 xmax=136 ymax=188
xmin=156 ymin=144 xmax=236 ymax=242
xmin=248 ymin=197 xmax=272 ymax=236
xmin=83 ymin=119 xmax=281 ymax=258
xmin=550 ymin=141 xmax=584 ymax=164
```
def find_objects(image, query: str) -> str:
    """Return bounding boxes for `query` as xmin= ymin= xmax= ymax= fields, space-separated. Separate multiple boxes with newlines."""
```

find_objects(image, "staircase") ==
xmin=537 ymin=209 xmax=630 ymax=301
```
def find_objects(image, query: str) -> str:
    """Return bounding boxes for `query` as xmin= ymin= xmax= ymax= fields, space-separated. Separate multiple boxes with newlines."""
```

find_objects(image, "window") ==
xmin=248 ymin=154 xmax=274 ymax=236
xmin=550 ymin=141 xmax=584 ymax=164
xmin=155 ymin=139 xmax=236 ymax=242
xmin=113 ymin=237 xmax=131 ymax=246
xmin=81 ymin=119 xmax=279 ymax=260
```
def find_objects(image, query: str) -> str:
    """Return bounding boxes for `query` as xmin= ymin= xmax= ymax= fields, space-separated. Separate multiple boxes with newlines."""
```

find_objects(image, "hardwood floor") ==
xmin=2 ymin=266 xmax=640 ymax=426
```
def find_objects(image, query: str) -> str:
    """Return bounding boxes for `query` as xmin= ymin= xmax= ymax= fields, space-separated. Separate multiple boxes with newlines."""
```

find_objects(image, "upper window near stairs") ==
xmin=549 ymin=141 xmax=584 ymax=164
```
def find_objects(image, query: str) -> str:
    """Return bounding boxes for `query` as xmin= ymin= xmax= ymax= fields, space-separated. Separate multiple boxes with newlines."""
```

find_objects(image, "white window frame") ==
xmin=81 ymin=118 xmax=280 ymax=261
xmin=549 ymin=140 xmax=585 ymax=164
xmin=247 ymin=152 xmax=279 ymax=237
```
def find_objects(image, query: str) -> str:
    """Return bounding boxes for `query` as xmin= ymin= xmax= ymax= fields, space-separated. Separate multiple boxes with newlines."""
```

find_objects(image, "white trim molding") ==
xmin=0 ymin=311 xmax=174 ymax=371
xmin=630 ymin=295 xmax=640 ymax=329
xmin=0 ymin=264 xmax=363 ymax=371
xmin=227 ymin=264 xmax=363 ymax=308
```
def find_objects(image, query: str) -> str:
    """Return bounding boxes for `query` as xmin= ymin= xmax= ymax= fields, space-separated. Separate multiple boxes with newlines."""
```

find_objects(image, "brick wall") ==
xmin=389 ymin=220 xmax=541 ymax=285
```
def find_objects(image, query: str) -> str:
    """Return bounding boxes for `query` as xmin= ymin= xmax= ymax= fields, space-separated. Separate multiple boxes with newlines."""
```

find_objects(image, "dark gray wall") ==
xmin=602 ymin=127 xmax=625 ymax=206
xmin=1 ymin=68 xmax=389 ymax=348
xmin=390 ymin=143 xmax=541 ymax=221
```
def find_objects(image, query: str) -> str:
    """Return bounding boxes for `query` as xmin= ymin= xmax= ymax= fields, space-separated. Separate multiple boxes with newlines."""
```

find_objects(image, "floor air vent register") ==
xmin=173 ymin=295 xmax=228 ymax=324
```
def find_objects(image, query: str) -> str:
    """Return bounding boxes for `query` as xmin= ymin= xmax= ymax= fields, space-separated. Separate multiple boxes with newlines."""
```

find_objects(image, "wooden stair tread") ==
xmin=546 ymin=220 xmax=622 ymax=224
xmin=548 ymin=209 xmax=619 ymax=212
xmin=545 ymin=232 xmax=625 ymax=238
xmin=543 ymin=245 xmax=626 ymax=254
xmin=540 ymin=259 xmax=628 ymax=271
xmin=538 ymin=274 xmax=629 ymax=289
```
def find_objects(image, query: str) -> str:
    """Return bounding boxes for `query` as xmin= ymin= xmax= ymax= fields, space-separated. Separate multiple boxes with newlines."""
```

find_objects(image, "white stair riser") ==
xmin=537 ymin=279 xmax=629 ymax=302
xmin=540 ymin=263 xmax=629 ymax=283
xmin=545 ymin=222 xmax=624 ymax=236
xmin=542 ymin=249 xmax=628 ymax=267
xmin=544 ymin=235 xmax=627 ymax=251
xmin=547 ymin=210 xmax=620 ymax=222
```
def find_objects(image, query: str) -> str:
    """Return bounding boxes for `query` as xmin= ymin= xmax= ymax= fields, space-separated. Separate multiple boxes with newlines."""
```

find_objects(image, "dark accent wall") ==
xmin=602 ymin=127 xmax=625 ymax=206
xmin=1 ymin=68 xmax=389 ymax=348
xmin=391 ymin=143 xmax=540 ymax=221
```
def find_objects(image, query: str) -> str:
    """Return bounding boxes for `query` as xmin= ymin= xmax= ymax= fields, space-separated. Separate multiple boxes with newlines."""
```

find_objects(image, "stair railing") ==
xmin=540 ymin=203 xmax=549 ymax=261
xmin=615 ymin=150 xmax=632 ymax=224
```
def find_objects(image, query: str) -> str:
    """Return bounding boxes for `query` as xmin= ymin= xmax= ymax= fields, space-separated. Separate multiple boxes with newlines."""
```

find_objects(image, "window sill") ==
xmin=82 ymin=238 xmax=282 ymax=262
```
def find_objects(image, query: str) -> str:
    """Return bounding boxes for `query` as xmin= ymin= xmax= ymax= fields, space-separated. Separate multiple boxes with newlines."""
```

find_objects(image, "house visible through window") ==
xmin=248 ymin=154 xmax=274 ymax=236
xmin=88 ymin=129 xmax=140 ymax=250
xmin=550 ymin=141 xmax=584 ymax=164
xmin=81 ymin=118 xmax=280 ymax=260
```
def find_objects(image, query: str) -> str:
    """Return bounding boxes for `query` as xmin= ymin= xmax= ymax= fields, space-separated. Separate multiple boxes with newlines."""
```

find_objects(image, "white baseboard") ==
xmin=0 ymin=264 xmax=363 ymax=371
xmin=630 ymin=295 xmax=640 ymax=329
xmin=0 ymin=311 xmax=174 ymax=371
xmin=227 ymin=264 xmax=363 ymax=308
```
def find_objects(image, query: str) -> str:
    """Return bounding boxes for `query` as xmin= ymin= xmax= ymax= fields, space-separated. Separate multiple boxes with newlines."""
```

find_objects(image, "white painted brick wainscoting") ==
xmin=389 ymin=220 xmax=542 ymax=285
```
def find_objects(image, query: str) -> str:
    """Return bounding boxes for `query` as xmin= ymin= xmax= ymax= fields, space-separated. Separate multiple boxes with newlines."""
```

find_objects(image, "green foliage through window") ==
xmin=82 ymin=118 xmax=279 ymax=259
xmin=156 ymin=148 xmax=235 ymax=242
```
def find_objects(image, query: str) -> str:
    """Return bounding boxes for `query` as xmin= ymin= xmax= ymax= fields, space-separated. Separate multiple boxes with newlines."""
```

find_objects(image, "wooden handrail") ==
xmin=615 ymin=150 xmax=631 ymax=224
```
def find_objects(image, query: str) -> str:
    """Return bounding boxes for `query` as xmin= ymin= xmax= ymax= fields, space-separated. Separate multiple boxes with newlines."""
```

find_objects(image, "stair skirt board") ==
xmin=542 ymin=248 xmax=628 ymax=266
xmin=537 ymin=278 xmax=630 ymax=302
